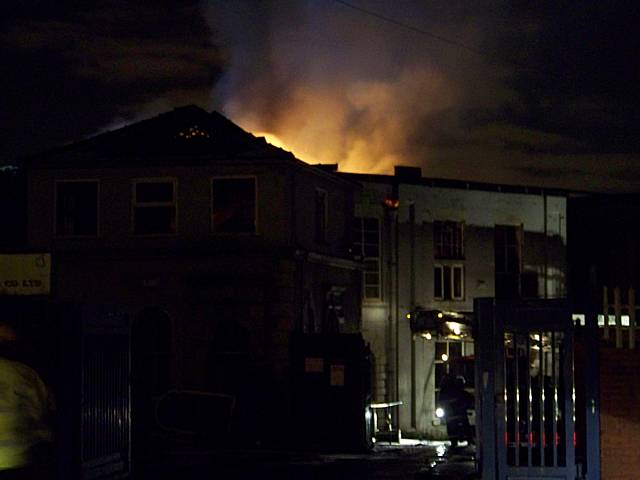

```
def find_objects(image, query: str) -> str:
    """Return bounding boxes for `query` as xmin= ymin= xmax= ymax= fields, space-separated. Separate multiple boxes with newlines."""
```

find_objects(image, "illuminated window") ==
xmin=132 ymin=179 xmax=177 ymax=235
xmin=211 ymin=177 xmax=256 ymax=234
xmin=434 ymin=221 xmax=464 ymax=259
xmin=596 ymin=314 xmax=629 ymax=326
xmin=315 ymin=189 xmax=328 ymax=242
xmin=434 ymin=264 xmax=464 ymax=301
xmin=55 ymin=180 xmax=99 ymax=237
xmin=353 ymin=217 xmax=381 ymax=300
xmin=572 ymin=314 xmax=586 ymax=326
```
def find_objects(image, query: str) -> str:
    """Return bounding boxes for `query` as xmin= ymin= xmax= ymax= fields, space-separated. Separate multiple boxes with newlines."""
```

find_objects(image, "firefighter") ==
xmin=0 ymin=322 xmax=52 ymax=478
xmin=438 ymin=374 xmax=474 ymax=446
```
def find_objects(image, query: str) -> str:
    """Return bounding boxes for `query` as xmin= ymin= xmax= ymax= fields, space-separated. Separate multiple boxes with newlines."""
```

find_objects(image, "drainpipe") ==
xmin=383 ymin=185 xmax=401 ymax=430
xmin=409 ymin=202 xmax=416 ymax=429
xmin=544 ymin=192 xmax=548 ymax=299
xmin=394 ymin=202 xmax=400 ymax=429
xmin=384 ymin=204 xmax=395 ymax=405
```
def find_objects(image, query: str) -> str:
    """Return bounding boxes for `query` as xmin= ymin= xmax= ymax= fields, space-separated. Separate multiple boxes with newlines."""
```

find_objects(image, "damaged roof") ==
xmin=23 ymin=105 xmax=300 ymax=168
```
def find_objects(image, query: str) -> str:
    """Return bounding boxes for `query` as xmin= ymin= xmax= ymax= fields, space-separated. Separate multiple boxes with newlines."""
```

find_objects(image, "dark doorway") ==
xmin=131 ymin=307 xmax=172 ymax=472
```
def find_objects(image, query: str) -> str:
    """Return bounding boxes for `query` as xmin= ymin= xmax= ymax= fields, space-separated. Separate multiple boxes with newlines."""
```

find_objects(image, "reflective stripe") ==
xmin=0 ymin=440 xmax=27 ymax=448
xmin=0 ymin=358 xmax=51 ymax=470
xmin=0 ymin=444 xmax=29 ymax=470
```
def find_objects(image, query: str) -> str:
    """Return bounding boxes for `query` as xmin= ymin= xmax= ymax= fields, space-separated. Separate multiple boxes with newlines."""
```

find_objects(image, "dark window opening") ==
xmin=495 ymin=225 xmax=522 ymax=299
xmin=212 ymin=178 xmax=256 ymax=234
xmin=315 ymin=189 xmax=328 ymax=242
xmin=133 ymin=180 xmax=176 ymax=235
xmin=434 ymin=265 xmax=464 ymax=300
xmin=56 ymin=181 xmax=98 ymax=236
xmin=434 ymin=221 xmax=464 ymax=259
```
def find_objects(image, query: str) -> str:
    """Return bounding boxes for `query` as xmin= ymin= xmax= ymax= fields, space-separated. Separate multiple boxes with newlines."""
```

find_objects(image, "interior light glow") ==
xmin=441 ymin=354 xmax=448 ymax=362
xmin=572 ymin=314 xmax=586 ymax=326
xmin=383 ymin=198 xmax=400 ymax=209
xmin=435 ymin=407 xmax=445 ymax=418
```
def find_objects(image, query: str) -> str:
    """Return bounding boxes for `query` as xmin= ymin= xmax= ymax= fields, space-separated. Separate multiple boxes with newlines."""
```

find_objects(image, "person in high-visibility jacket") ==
xmin=0 ymin=322 xmax=52 ymax=477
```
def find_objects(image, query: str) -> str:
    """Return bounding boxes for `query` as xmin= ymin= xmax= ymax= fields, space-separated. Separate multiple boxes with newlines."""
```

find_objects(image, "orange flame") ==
xmin=233 ymin=66 xmax=457 ymax=175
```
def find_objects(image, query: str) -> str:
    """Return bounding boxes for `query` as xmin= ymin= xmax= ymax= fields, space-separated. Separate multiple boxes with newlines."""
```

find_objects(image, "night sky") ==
xmin=3 ymin=1 xmax=639 ymax=192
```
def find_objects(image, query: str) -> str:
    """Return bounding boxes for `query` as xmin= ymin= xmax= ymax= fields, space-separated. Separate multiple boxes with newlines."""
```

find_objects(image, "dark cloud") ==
xmin=2 ymin=1 xmax=639 ymax=192
xmin=1 ymin=1 xmax=222 ymax=161
xmin=203 ymin=1 xmax=640 ymax=191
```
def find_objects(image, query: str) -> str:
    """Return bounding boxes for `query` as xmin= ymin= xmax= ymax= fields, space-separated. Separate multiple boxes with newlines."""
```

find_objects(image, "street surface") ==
xmin=142 ymin=440 xmax=477 ymax=479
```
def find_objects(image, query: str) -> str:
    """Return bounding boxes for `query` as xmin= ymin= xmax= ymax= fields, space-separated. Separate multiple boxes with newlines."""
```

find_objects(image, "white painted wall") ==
xmin=354 ymin=177 xmax=568 ymax=438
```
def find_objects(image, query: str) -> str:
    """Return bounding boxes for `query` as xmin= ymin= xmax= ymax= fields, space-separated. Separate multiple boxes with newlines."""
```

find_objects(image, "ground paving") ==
xmin=143 ymin=440 xmax=478 ymax=479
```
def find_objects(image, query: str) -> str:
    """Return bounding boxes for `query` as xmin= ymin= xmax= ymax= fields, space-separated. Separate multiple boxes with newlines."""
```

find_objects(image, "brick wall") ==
xmin=600 ymin=347 xmax=640 ymax=479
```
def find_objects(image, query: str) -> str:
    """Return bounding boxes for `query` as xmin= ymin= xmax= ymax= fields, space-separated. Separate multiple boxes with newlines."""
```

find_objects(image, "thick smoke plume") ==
xmin=204 ymin=1 xmax=490 ymax=174
xmin=203 ymin=1 xmax=640 ymax=192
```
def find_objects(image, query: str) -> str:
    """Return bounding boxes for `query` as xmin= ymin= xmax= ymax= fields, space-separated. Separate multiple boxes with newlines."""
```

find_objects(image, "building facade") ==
xmin=340 ymin=166 xmax=568 ymax=438
xmin=22 ymin=106 xmax=362 ymax=447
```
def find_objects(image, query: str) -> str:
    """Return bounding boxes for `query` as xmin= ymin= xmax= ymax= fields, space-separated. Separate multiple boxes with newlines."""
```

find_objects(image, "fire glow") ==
xmin=232 ymin=66 xmax=456 ymax=175
xmin=208 ymin=3 xmax=461 ymax=176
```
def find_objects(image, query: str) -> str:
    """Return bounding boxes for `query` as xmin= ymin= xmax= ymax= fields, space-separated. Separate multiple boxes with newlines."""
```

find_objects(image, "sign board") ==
xmin=304 ymin=357 xmax=324 ymax=373
xmin=330 ymin=364 xmax=345 ymax=386
xmin=0 ymin=254 xmax=51 ymax=295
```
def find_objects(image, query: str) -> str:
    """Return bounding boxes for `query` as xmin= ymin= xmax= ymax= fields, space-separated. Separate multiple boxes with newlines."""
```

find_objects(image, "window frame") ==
xmin=434 ymin=220 xmax=464 ymax=259
xmin=354 ymin=216 xmax=382 ymax=302
xmin=434 ymin=263 xmax=465 ymax=301
xmin=210 ymin=175 xmax=258 ymax=235
xmin=314 ymin=188 xmax=328 ymax=243
xmin=494 ymin=224 xmax=523 ymax=298
xmin=131 ymin=177 xmax=178 ymax=236
xmin=54 ymin=179 xmax=100 ymax=238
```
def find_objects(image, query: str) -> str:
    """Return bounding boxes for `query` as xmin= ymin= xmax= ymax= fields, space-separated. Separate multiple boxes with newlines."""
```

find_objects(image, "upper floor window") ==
xmin=132 ymin=179 xmax=177 ymax=235
xmin=315 ymin=189 xmax=328 ymax=243
xmin=495 ymin=224 xmax=522 ymax=299
xmin=353 ymin=217 xmax=382 ymax=301
xmin=434 ymin=221 xmax=464 ymax=259
xmin=55 ymin=180 xmax=99 ymax=237
xmin=211 ymin=177 xmax=256 ymax=234
xmin=434 ymin=264 xmax=464 ymax=301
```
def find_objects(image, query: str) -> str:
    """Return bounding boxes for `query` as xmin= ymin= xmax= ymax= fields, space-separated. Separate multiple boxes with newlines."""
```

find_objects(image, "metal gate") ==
xmin=475 ymin=299 xmax=589 ymax=480
xmin=80 ymin=306 xmax=132 ymax=479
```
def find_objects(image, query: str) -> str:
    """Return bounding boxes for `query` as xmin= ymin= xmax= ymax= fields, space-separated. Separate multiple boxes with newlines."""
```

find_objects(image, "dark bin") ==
xmin=290 ymin=332 xmax=373 ymax=452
